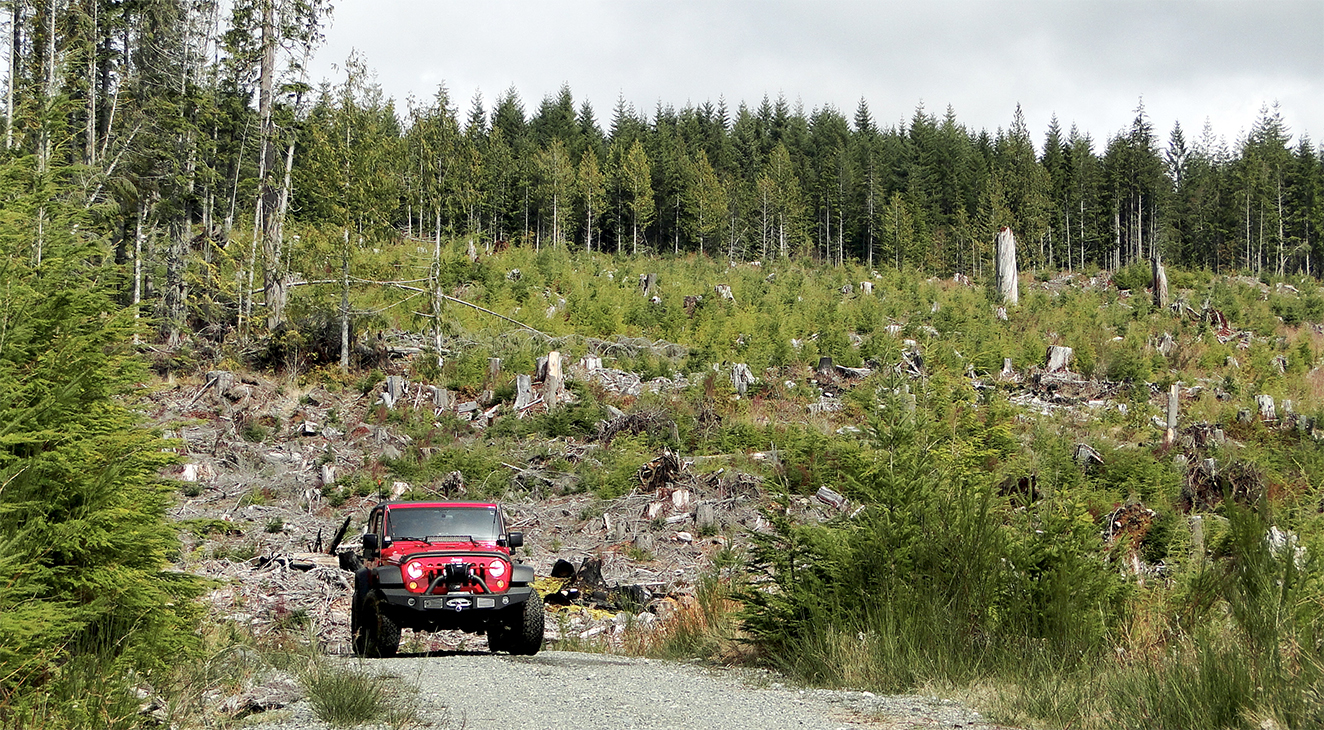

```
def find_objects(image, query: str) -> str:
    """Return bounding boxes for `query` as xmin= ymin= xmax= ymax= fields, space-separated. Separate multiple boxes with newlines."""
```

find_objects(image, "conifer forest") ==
xmin=4 ymin=1 xmax=1324 ymax=729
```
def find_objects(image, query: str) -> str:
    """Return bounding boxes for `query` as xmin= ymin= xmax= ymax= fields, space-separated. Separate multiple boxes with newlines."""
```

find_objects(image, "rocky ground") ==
xmin=148 ymin=358 xmax=793 ymax=657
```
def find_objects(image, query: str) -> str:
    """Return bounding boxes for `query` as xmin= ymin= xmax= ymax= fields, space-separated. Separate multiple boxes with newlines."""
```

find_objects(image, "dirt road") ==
xmin=253 ymin=650 xmax=997 ymax=730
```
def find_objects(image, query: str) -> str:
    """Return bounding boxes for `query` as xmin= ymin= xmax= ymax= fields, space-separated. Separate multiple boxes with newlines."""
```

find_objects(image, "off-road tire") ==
xmin=507 ymin=592 xmax=544 ymax=656
xmin=352 ymin=593 xmax=400 ymax=658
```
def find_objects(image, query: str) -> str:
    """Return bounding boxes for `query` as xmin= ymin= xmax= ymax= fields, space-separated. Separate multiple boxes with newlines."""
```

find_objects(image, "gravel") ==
xmin=244 ymin=650 xmax=1001 ymax=730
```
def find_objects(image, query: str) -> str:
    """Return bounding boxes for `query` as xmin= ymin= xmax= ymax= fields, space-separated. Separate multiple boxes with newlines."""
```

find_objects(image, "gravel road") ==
xmin=249 ymin=650 xmax=1000 ymax=730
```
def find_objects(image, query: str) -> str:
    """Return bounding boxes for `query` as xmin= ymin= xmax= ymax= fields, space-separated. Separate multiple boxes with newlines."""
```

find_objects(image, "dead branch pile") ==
xmin=636 ymin=450 xmax=682 ymax=491
xmin=598 ymin=409 xmax=675 ymax=445
xmin=1182 ymin=459 xmax=1265 ymax=512
xmin=1104 ymin=503 xmax=1157 ymax=548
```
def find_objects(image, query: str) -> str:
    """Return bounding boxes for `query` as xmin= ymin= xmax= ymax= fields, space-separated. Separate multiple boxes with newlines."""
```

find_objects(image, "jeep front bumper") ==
xmin=378 ymin=584 xmax=534 ymax=614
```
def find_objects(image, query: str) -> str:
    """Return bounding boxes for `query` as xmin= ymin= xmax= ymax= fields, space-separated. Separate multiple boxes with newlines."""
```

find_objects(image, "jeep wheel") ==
xmin=352 ymin=593 xmax=400 ymax=658
xmin=507 ymin=592 xmax=544 ymax=656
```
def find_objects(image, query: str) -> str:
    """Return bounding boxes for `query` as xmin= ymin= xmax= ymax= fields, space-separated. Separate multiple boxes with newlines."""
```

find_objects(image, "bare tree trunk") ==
xmin=132 ymin=202 xmax=145 ymax=345
xmin=164 ymin=217 xmax=189 ymax=348
xmin=257 ymin=0 xmax=283 ymax=330
xmin=339 ymin=229 xmax=350 ymax=372
xmin=1164 ymin=382 xmax=1179 ymax=446
xmin=1113 ymin=206 xmax=1121 ymax=270
xmin=432 ymin=210 xmax=444 ymax=371
xmin=585 ymin=201 xmax=592 ymax=252
xmin=84 ymin=0 xmax=96 ymax=164
xmin=5 ymin=0 xmax=18 ymax=150
xmin=38 ymin=0 xmax=54 ymax=170
xmin=995 ymin=226 xmax=1019 ymax=306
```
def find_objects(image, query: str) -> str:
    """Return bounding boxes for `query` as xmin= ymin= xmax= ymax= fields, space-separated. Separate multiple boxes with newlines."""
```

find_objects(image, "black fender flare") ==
xmin=511 ymin=564 xmax=535 ymax=586
xmin=354 ymin=565 xmax=404 ymax=598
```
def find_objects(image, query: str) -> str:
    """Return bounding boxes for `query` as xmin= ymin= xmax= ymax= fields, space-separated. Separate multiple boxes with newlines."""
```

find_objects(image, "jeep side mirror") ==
xmin=505 ymin=532 xmax=524 ymax=549
xmin=362 ymin=533 xmax=379 ymax=555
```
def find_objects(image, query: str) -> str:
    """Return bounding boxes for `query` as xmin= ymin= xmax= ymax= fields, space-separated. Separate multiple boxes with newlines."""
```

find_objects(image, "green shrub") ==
xmin=300 ymin=662 xmax=407 ymax=727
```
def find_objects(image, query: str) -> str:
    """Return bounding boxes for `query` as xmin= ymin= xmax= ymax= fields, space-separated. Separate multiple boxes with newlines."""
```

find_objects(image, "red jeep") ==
xmin=350 ymin=501 xmax=543 ymax=657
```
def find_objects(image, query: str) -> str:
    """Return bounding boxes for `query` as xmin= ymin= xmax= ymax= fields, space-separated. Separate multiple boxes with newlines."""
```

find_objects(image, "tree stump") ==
xmin=995 ymin=226 xmax=1019 ymax=306
xmin=207 ymin=370 xmax=236 ymax=400
xmin=514 ymin=374 xmax=534 ymax=410
xmin=1046 ymin=346 xmax=1073 ymax=372
xmin=730 ymin=363 xmax=754 ymax=395
xmin=544 ymin=351 xmax=563 ymax=408
xmin=1257 ymin=394 xmax=1276 ymax=421
xmin=383 ymin=376 xmax=407 ymax=408
xmin=696 ymin=503 xmax=716 ymax=532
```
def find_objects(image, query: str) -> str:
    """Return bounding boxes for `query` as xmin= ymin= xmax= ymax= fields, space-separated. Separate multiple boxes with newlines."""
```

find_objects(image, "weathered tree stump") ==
xmin=514 ymin=374 xmax=534 ymax=410
xmin=995 ymin=226 xmax=1019 ymax=306
xmin=206 ymin=370 xmax=236 ymax=400
xmin=1046 ymin=346 xmax=1073 ymax=372
xmin=431 ymin=386 xmax=453 ymax=411
xmin=696 ymin=503 xmax=716 ymax=532
xmin=1257 ymin=394 xmax=1276 ymax=420
xmin=544 ymin=351 xmax=563 ymax=408
xmin=730 ymin=363 xmax=754 ymax=395
xmin=382 ymin=375 xmax=407 ymax=408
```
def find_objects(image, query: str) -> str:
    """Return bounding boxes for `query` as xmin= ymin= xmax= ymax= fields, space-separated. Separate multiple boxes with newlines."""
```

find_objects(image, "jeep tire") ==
xmin=508 ymin=592 xmax=544 ymax=655
xmin=352 ymin=592 xmax=400 ymax=658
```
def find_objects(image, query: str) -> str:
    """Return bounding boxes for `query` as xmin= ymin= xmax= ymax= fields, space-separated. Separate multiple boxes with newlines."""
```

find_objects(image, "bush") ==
xmin=300 ymin=661 xmax=417 ymax=727
xmin=742 ymin=389 xmax=1127 ymax=691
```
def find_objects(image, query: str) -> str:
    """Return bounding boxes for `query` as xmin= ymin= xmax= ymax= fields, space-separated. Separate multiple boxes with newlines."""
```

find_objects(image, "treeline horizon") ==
xmin=3 ymin=0 xmax=1323 ymax=343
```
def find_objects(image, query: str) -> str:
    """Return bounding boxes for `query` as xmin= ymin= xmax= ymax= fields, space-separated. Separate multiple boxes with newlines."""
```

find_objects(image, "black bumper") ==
xmin=378 ymin=585 xmax=534 ymax=615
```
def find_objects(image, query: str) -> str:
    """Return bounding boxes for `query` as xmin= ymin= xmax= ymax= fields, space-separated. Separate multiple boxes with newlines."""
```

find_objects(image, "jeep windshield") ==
xmin=385 ymin=506 xmax=499 ymax=543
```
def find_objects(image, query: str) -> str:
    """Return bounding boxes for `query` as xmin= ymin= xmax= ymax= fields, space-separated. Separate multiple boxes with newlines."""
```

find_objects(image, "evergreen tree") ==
xmin=0 ymin=149 xmax=201 ymax=710
xmin=536 ymin=137 xmax=573 ymax=248
xmin=618 ymin=138 xmax=654 ymax=254
xmin=685 ymin=149 xmax=727 ymax=257
xmin=575 ymin=147 xmax=606 ymax=252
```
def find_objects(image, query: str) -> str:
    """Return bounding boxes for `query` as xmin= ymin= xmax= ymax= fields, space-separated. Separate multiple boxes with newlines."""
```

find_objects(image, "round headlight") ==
xmin=488 ymin=560 xmax=506 ymax=578
xmin=406 ymin=561 xmax=424 ymax=580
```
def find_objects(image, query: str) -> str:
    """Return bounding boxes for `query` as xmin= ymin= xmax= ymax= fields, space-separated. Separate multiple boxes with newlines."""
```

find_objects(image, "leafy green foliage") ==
xmin=0 ymin=158 xmax=201 ymax=714
xmin=742 ymin=391 xmax=1127 ymax=686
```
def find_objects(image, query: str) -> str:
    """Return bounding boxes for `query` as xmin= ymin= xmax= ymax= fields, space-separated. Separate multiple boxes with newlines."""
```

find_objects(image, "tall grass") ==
xmin=731 ymin=388 xmax=1324 ymax=729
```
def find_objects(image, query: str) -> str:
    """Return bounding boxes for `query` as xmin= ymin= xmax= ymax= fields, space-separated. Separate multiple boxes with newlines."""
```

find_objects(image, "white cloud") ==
xmin=307 ymin=0 xmax=1324 ymax=146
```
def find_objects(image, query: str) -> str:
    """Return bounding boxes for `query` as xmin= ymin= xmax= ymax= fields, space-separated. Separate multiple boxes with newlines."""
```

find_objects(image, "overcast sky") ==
xmin=306 ymin=0 xmax=1324 ymax=150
